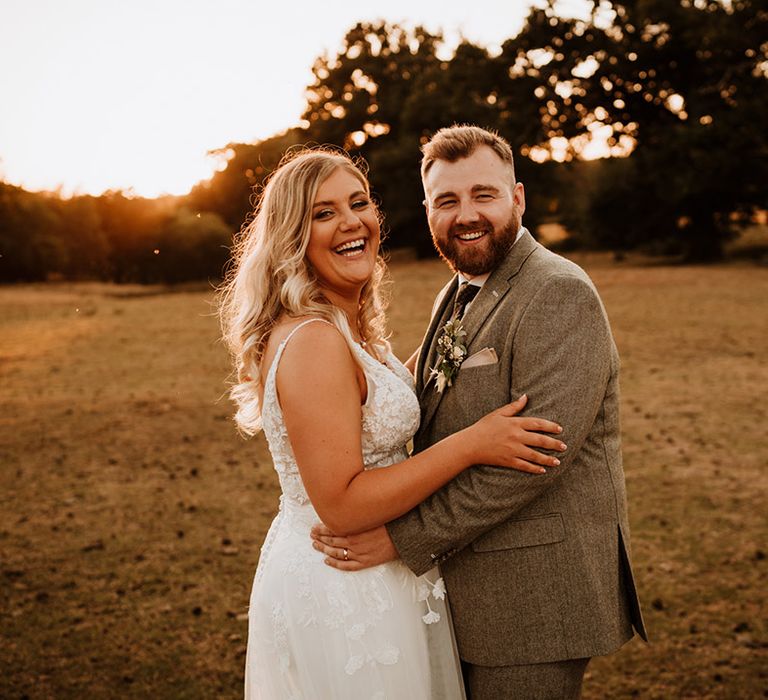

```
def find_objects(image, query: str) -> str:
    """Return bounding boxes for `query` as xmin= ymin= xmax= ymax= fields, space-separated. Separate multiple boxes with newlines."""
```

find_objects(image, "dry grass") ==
xmin=1 ymin=255 xmax=766 ymax=699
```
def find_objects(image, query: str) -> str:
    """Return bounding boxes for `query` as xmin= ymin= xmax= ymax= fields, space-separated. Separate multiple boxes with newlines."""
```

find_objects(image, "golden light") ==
xmin=0 ymin=1 xmax=587 ymax=198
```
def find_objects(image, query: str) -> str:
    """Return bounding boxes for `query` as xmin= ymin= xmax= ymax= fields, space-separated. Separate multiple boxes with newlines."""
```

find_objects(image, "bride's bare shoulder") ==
xmin=272 ymin=318 xmax=361 ymax=402
xmin=269 ymin=316 xmax=339 ymax=348
xmin=259 ymin=317 xmax=334 ymax=385
xmin=267 ymin=317 xmax=348 ymax=369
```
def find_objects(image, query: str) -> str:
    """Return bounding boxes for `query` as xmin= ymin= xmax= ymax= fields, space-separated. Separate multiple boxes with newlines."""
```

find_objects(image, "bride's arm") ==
xmin=278 ymin=322 xmax=563 ymax=537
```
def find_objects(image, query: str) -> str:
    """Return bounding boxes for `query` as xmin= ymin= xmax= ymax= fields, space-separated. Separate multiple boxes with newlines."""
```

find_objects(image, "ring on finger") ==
xmin=343 ymin=547 xmax=349 ymax=561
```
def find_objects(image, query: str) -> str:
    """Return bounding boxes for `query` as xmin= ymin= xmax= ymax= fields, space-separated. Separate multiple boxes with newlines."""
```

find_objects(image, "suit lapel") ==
xmin=461 ymin=230 xmax=538 ymax=349
xmin=418 ymin=230 xmax=539 ymax=431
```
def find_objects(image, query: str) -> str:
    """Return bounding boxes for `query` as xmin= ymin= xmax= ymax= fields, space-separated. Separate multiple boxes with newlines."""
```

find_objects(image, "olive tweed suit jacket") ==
xmin=387 ymin=230 xmax=647 ymax=667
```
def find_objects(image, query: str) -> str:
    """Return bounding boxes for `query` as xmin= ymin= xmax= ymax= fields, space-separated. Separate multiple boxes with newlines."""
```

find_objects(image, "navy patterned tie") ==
xmin=452 ymin=282 xmax=480 ymax=319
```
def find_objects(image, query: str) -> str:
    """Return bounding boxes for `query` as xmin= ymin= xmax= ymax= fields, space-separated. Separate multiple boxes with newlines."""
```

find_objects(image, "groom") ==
xmin=314 ymin=125 xmax=647 ymax=698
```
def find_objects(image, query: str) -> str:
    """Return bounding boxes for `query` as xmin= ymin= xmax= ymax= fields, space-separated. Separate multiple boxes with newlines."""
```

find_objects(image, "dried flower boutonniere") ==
xmin=429 ymin=317 xmax=468 ymax=393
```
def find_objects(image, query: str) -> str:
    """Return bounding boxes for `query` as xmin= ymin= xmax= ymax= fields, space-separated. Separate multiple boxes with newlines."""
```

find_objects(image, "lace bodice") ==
xmin=260 ymin=319 xmax=421 ymax=509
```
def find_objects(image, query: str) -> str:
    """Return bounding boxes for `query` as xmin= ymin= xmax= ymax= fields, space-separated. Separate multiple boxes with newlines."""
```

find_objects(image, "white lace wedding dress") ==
xmin=245 ymin=319 xmax=465 ymax=699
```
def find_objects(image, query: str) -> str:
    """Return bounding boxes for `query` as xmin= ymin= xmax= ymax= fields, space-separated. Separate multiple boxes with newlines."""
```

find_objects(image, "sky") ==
xmin=0 ymin=0 xmax=591 ymax=197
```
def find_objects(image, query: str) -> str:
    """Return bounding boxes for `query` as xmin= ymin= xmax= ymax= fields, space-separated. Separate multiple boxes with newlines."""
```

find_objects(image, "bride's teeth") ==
xmin=334 ymin=238 xmax=366 ymax=254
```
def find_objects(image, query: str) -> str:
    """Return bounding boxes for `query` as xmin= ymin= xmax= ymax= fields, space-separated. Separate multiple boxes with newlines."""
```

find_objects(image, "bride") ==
xmin=218 ymin=148 xmax=564 ymax=699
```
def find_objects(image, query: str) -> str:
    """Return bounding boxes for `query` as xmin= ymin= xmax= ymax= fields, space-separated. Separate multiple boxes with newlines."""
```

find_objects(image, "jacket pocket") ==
xmin=471 ymin=513 xmax=565 ymax=552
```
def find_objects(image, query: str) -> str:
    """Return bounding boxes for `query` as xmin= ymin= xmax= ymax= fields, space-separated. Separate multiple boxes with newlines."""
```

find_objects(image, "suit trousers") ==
xmin=461 ymin=657 xmax=590 ymax=700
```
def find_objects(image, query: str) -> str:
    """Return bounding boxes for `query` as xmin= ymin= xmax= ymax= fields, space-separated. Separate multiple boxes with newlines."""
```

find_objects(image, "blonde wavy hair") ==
xmin=218 ymin=147 xmax=390 ymax=435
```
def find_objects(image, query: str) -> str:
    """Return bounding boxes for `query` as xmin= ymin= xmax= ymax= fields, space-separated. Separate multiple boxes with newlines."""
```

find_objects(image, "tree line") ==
xmin=2 ymin=0 xmax=765 ymax=283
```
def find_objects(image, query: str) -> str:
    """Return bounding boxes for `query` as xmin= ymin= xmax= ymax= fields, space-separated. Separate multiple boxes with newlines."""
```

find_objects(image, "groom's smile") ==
xmin=454 ymin=225 xmax=491 ymax=243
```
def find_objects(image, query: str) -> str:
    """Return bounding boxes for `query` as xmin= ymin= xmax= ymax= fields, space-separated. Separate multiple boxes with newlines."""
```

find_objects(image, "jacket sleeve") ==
xmin=386 ymin=273 xmax=616 ymax=575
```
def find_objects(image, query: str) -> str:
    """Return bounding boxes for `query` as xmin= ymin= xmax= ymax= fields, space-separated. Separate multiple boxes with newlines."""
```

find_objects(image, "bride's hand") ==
xmin=465 ymin=394 xmax=567 ymax=474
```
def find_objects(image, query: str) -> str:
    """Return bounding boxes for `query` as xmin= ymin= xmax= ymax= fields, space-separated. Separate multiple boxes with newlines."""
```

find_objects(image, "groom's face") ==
xmin=423 ymin=145 xmax=525 ymax=276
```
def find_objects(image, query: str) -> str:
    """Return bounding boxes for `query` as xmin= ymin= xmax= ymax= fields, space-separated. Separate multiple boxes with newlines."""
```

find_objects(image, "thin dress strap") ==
xmin=266 ymin=318 xmax=335 ymax=386
xmin=281 ymin=318 xmax=334 ymax=349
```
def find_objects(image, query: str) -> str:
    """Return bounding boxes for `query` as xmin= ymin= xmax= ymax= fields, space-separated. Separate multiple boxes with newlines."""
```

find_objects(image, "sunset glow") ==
xmin=1 ymin=0 xmax=596 ymax=198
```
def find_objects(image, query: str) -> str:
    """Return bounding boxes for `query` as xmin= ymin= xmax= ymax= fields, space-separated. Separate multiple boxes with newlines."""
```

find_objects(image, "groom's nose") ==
xmin=455 ymin=198 xmax=480 ymax=225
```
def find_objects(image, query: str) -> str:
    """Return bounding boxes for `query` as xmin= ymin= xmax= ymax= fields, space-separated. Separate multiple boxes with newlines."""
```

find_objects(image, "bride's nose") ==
xmin=339 ymin=208 xmax=362 ymax=231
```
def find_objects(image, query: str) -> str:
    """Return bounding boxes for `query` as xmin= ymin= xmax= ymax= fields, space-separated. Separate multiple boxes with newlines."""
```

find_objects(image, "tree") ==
xmin=0 ymin=184 xmax=65 ymax=281
xmin=301 ymin=23 xmax=444 ymax=253
xmin=187 ymin=128 xmax=306 ymax=231
xmin=153 ymin=208 xmax=232 ymax=283
xmin=55 ymin=195 xmax=111 ymax=279
xmin=301 ymin=22 xmax=559 ymax=254
xmin=303 ymin=23 xmax=444 ymax=149
xmin=94 ymin=192 xmax=174 ymax=283
xmin=508 ymin=0 xmax=768 ymax=260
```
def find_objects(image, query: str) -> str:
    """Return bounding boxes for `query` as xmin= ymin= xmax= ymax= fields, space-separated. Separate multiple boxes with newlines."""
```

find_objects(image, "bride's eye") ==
xmin=351 ymin=198 xmax=370 ymax=210
xmin=313 ymin=208 xmax=334 ymax=220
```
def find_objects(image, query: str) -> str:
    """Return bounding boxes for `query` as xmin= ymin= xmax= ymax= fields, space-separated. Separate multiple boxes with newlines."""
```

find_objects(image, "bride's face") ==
xmin=306 ymin=167 xmax=380 ymax=298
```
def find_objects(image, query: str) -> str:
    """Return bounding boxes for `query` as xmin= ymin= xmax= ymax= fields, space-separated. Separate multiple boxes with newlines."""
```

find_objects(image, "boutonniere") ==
xmin=429 ymin=317 xmax=468 ymax=393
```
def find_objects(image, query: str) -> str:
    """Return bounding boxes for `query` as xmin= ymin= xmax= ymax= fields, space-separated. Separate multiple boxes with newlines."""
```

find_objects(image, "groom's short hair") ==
xmin=421 ymin=125 xmax=516 ymax=181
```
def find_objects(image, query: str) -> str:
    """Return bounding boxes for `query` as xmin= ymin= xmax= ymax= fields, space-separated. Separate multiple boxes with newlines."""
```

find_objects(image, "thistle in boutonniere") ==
xmin=429 ymin=317 xmax=468 ymax=393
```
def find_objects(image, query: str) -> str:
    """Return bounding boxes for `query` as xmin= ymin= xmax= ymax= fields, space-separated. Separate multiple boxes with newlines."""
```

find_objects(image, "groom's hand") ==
xmin=310 ymin=523 xmax=398 ymax=571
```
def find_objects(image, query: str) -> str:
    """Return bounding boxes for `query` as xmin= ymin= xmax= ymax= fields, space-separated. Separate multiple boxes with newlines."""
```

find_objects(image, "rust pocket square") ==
xmin=462 ymin=347 xmax=498 ymax=369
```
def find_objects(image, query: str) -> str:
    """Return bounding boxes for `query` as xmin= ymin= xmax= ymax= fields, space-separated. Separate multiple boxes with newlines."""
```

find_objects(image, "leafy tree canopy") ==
xmin=509 ymin=0 xmax=768 ymax=259
xmin=3 ymin=1 xmax=766 ymax=282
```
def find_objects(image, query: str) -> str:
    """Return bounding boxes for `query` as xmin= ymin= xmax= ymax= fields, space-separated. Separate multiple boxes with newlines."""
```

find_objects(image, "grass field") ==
xmin=1 ymin=254 xmax=767 ymax=699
